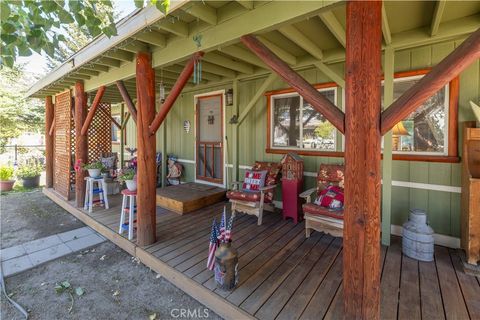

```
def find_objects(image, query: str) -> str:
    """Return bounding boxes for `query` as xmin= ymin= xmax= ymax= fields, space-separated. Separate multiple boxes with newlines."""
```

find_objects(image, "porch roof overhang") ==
xmin=28 ymin=0 xmax=480 ymax=102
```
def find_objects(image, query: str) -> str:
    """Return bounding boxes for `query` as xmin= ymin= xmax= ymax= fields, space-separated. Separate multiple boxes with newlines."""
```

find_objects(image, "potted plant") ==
xmin=82 ymin=161 xmax=104 ymax=178
xmin=118 ymin=168 xmax=136 ymax=191
xmin=16 ymin=162 xmax=43 ymax=188
xmin=0 ymin=165 xmax=15 ymax=191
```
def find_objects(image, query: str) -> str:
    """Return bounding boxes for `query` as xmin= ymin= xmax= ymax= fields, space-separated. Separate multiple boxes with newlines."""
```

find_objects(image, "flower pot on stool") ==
xmin=87 ymin=168 xmax=101 ymax=178
xmin=125 ymin=180 xmax=137 ymax=191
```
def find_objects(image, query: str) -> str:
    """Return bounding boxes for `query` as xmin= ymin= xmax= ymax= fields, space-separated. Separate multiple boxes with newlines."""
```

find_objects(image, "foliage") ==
xmin=0 ymin=65 xmax=44 ymax=152
xmin=54 ymin=280 xmax=85 ymax=313
xmin=16 ymin=160 xmax=43 ymax=178
xmin=314 ymin=121 xmax=335 ymax=139
xmin=117 ymin=168 xmax=136 ymax=182
xmin=2 ymin=0 xmax=170 ymax=68
xmin=0 ymin=166 xmax=14 ymax=181
xmin=82 ymin=161 xmax=104 ymax=170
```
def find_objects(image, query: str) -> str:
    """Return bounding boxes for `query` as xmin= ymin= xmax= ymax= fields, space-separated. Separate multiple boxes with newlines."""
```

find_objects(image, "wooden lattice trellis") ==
xmin=88 ymin=102 xmax=112 ymax=162
xmin=54 ymin=91 xmax=72 ymax=200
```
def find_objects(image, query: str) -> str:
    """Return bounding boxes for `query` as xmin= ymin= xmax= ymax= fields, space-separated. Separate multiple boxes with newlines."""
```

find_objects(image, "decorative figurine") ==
xmin=166 ymin=155 xmax=182 ymax=185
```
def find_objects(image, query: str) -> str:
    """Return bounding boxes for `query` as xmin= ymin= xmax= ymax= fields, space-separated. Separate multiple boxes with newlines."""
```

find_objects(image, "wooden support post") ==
xmin=237 ymin=73 xmax=277 ymax=125
xmin=149 ymin=51 xmax=205 ymax=135
xmin=75 ymin=82 xmax=88 ymax=207
xmin=381 ymin=26 xmax=480 ymax=135
xmin=381 ymin=46 xmax=395 ymax=246
xmin=160 ymin=120 xmax=167 ymax=188
xmin=241 ymin=34 xmax=345 ymax=133
xmin=232 ymin=80 xmax=239 ymax=183
xmin=116 ymin=80 xmax=137 ymax=124
xmin=49 ymin=119 xmax=55 ymax=136
xmin=343 ymin=1 xmax=382 ymax=319
xmin=45 ymin=96 xmax=54 ymax=188
xmin=136 ymin=52 xmax=157 ymax=246
xmin=120 ymin=103 xmax=125 ymax=167
xmin=81 ymin=86 xmax=106 ymax=135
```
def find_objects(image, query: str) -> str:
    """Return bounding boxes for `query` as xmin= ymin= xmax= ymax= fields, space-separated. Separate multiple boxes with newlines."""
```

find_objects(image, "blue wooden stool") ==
xmin=84 ymin=176 xmax=109 ymax=213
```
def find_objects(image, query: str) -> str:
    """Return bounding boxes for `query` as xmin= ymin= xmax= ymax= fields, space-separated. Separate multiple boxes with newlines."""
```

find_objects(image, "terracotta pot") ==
xmin=125 ymin=180 xmax=137 ymax=191
xmin=21 ymin=175 xmax=40 ymax=188
xmin=0 ymin=180 xmax=15 ymax=192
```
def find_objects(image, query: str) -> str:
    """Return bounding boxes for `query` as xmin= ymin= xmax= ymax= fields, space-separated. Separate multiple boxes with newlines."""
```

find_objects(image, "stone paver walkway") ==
xmin=1 ymin=227 xmax=105 ymax=277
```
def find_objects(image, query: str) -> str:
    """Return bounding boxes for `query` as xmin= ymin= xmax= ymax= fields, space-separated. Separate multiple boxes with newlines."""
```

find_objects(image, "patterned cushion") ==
xmin=317 ymin=164 xmax=345 ymax=195
xmin=314 ymin=185 xmax=344 ymax=209
xmin=100 ymin=156 xmax=116 ymax=170
xmin=303 ymin=203 xmax=344 ymax=220
xmin=251 ymin=161 xmax=282 ymax=202
xmin=226 ymin=190 xmax=273 ymax=203
xmin=242 ymin=170 xmax=267 ymax=192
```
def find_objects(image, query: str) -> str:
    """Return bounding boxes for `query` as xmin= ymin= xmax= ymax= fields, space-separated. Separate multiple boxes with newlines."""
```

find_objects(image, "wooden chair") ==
xmin=227 ymin=161 xmax=282 ymax=225
xmin=299 ymin=164 xmax=344 ymax=238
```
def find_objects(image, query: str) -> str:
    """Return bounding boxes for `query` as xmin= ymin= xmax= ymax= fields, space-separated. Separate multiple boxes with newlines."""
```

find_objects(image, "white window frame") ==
xmin=111 ymin=114 xmax=121 ymax=143
xmin=269 ymin=87 xmax=338 ymax=152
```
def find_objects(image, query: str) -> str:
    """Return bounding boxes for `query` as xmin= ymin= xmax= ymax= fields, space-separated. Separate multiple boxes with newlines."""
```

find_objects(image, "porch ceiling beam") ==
xmin=319 ymin=11 xmax=346 ymax=48
xmin=83 ymin=64 xmax=109 ymax=72
xmin=237 ymin=73 xmax=277 ymax=125
xmin=201 ymin=61 xmax=237 ymax=78
xmin=116 ymin=80 xmax=137 ymax=124
xmin=220 ymin=45 xmax=266 ymax=68
xmin=95 ymin=57 xmax=122 ymax=68
xmin=66 ymin=74 xmax=90 ymax=80
xmin=279 ymin=25 xmax=323 ymax=60
xmin=76 ymin=69 xmax=100 ymax=76
xmin=241 ymin=34 xmax=345 ymax=133
xmin=155 ymin=19 xmax=188 ymax=38
xmin=381 ymin=27 xmax=480 ymax=135
xmin=134 ymin=31 xmax=166 ymax=48
xmin=81 ymin=86 xmax=106 ymax=135
xmin=83 ymin=1 xmax=336 ymax=91
xmin=183 ymin=3 xmax=217 ymax=25
xmin=120 ymin=40 xmax=150 ymax=53
xmin=236 ymin=1 xmax=253 ymax=10
xmin=257 ymin=36 xmax=297 ymax=66
xmin=104 ymin=49 xmax=134 ymax=62
xmin=431 ymin=0 xmax=446 ymax=37
xmin=163 ymin=64 xmax=223 ymax=82
xmin=149 ymin=51 xmax=205 ymax=135
xmin=203 ymin=52 xmax=254 ymax=74
xmin=313 ymin=61 xmax=345 ymax=88
xmin=382 ymin=4 xmax=391 ymax=45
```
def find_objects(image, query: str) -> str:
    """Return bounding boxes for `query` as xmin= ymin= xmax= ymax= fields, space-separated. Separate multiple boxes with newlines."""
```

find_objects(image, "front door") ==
xmin=196 ymin=94 xmax=223 ymax=185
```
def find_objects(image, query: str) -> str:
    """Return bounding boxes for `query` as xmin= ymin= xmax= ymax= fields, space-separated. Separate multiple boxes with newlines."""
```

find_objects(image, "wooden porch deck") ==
xmin=43 ymin=188 xmax=480 ymax=320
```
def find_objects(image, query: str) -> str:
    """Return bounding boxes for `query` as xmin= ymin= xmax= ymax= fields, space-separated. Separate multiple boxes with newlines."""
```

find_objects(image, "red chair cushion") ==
xmin=121 ymin=189 xmax=137 ymax=196
xmin=303 ymin=203 xmax=344 ymax=220
xmin=251 ymin=161 xmax=281 ymax=202
xmin=226 ymin=190 xmax=273 ymax=203
xmin=314 ymin=185 xmax=344 ymax=209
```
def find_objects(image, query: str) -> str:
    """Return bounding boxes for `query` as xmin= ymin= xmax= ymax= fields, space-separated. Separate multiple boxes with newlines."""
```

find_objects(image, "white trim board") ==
xmin=390 ymin=225 xmax=460 ymax=249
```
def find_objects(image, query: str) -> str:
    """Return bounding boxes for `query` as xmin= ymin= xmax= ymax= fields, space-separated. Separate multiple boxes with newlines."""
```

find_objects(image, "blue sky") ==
xmin=19 ymin=1 xmax=137 ymax=76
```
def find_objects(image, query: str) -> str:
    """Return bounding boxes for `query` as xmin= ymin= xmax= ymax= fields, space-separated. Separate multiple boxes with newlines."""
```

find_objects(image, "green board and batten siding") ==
xmin=112 ymin=38 xmax=479 ymax=239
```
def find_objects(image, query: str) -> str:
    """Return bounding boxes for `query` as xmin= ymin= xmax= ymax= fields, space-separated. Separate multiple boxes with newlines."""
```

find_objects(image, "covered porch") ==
xmin=43 ymin=187 xmax=480 ymax=320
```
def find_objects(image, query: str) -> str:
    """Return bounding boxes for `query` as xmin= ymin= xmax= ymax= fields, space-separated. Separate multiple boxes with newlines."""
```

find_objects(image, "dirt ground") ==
xmin=1 ymin=242 xmax=221 ymax=320
xmin=0 ymin=190 xmax=84 ymax=248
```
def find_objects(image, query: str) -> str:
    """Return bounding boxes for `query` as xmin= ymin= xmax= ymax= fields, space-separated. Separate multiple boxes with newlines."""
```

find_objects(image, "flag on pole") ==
xmin=225 ymin=214 xmax=234 ymax=242
xmin=218 ymin=207 xmax=227 ymax=242
xmin=207 ymin=219 xmax=218 ymax=270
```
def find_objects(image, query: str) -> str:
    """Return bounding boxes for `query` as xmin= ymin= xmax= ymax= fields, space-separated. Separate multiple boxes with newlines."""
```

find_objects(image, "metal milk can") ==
xmin=214 ymin=242 xmax=238 ymax=290
xmin=402 ymin=209 xmax=435 ymax=262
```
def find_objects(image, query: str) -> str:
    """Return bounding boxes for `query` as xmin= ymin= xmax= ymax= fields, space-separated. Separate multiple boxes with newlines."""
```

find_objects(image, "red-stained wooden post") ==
xmin=75 ymin=82 xmax=88 ymax=207
xmin=45 ymin=96 xmax=54 ymax=188
xmin=343 ymin=1 xmax=382 ymax=319
xmin=136 ymin=52 xmax=157 ymax=246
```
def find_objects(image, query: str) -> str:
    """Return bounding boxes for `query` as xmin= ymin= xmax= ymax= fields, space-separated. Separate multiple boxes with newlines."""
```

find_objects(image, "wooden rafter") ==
xmin=241 ymin=34 xmax=345 ymax=133
xmin=381 ymin=27 xmax=480 ymax=135
xmin=431 ymin=0 xmax=446 ymax=37
xmin=203 ymin=52 xmax=254 ymax=74
xmin=201 ymin=61 xmax=237 ymax=78
xmin=116 ymin=80 xmax=137 ymax=124
xmin=279 ymin=25 xmax=323 ymax=60
xmin=104 ymin=50 xmax=134 ymax=62
xmin=134 ymin=31 xmax=166 ymax=48
xmin=237 ymin=73 xmax=277 ymax=125
xmin=257 ymin=36 xmax=297 ymax=65
xmin=156 ymin=19 xmax=188 ymax=38
xmin=382 ymin=4 xmax=391 ymax=45
xmin=185 ymin=3 xmax=217 ymax=25
xmin=236 ymin=0 xmax=253 ymax=10
xmin=319 ymin=11 xmax=346 ymax=48
xmin=121 ymin=40 xmax=149 ymax=53
xmin=81 ymin=86 xmax=106 ymax=135
xmin=95 ymin=57 xmax=121 ymax=68
xmin=220 ymin=45 xmax=265 ymax=68
xmin=149 ymin=51 xmax=205 ymax=135
xmin=314 ymin=62 xmax=345 ymax=88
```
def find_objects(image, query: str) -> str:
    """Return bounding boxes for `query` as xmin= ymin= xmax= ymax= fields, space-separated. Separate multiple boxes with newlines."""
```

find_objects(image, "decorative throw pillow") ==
xmin=242 ymin=170 xmax=268 ymax=192
xmin=100 ymin=156 xmax=116 ymax=169
xmin=314 ymin=185 xmax=344 ymax=210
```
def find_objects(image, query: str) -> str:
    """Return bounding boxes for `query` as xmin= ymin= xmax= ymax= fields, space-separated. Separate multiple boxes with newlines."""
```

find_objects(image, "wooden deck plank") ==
xmin=240 ymin=232 xmax=324 ymax=314
xmin=450 ymin=248 xmax=480 ymax=319
xmin=275 ymin=237 xmax=342 ymax=320
xmin=380 ymin=237 xmax=402 ymax=320
xmin=436 ymin=246 xmax=470 ymax=320
xmin=254 ymin=235 xmax=336 ymax=320
xmin=323 ymin=283 xmax=344 ymax=320
xmin=419 ymin=259 xmax=445 ymax=320
xmin=398 ymin=255 xmax=421 ymax=319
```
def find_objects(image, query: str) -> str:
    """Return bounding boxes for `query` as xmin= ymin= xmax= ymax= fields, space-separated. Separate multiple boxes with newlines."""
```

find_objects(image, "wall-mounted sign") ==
xmin=183 ymin=120 xmax=191 ymax=133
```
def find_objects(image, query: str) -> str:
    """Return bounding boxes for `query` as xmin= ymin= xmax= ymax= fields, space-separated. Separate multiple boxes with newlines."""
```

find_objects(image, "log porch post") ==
xmin=136 ymin=52 xmax=157 ymax=246
xmin=343 ymin=1 xmax=382 ymax=319
xmin=45 ymin=96 xmax=54 ymax=188
xmin=75 ymin=82 xmax=88 ymax=207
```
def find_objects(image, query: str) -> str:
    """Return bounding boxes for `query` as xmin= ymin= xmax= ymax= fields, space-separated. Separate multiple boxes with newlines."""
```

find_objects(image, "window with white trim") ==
xmin=270 ymin=88 xmax=338 ymax=151
xmin=111 ymin=114 xmax=121 ymax=143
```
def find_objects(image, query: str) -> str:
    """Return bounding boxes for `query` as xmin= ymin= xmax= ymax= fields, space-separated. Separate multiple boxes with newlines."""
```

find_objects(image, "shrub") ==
xmin=82 ymin=161 xmax=105 ymax=170
xmin=0 ymin=166 xmax=14 ymax=181
xmin=117 ymin=168 xmax=136 ymax=182
xmin=16 ymin=162 xmax=43 ymax=179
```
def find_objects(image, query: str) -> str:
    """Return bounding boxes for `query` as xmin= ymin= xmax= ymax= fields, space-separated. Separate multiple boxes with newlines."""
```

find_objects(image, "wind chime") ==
xmin=159 ymin=69 xmax=165 ymax=104
xmin=193 ymin=32 xmax=203 ymax=85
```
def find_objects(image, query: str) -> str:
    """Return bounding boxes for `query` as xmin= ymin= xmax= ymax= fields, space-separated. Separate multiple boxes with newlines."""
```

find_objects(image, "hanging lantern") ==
xmin=226 ymin=88 xmax=234 ymax=106
xmin=159 ymin=81 xmax=165 ymax=103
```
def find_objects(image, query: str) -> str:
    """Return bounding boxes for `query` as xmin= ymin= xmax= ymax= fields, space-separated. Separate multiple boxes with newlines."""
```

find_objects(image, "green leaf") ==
xmin=103 ymin=24 xmax=117 ymax=37
xmin=18 ymin=43 xmax=32 ymax=56
xmin=155 ymin=0 xmax=170 ymax=14
xmin=61 ymin=281 xmax=71 ymax=289
xmin=54 ymin=284 xmax=65 ymax=294
xmin=2 ymin=22 xmax=16 ymax=34
xmin=58 ymin=10 xmax=74 ymax=24
xmin=134 ymin=0 xmax=144 ymax=9
xmin=41 ymin=1 xmax=57 ymax=13
xmin=0 ymin=3 xmax=11 ymax=21
xmin=2 ymin=56 xmax=14 ymax=68
xmin=1 ymin=34 xmax=17 ymax=45
xmin=74 ymin=12 xmax=85 ymax=26
xmin=75 ymin=287 xmax=85 ymax=296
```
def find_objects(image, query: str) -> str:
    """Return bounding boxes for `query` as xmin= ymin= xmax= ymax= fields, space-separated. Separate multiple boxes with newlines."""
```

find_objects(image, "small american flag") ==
xmin=218 ymin=207 xmax=227 ymax=242
xmin=225 ymin=214 xmax=234 ymax=242
xmin=207 ymin=219 xmax=218 ymax=270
